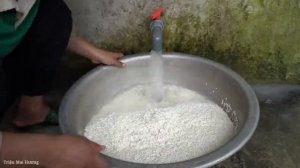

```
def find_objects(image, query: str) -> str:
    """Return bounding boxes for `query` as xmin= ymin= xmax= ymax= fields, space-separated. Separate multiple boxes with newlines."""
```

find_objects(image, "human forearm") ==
xmin=67 ymin=31 xmax=125 ymax=67
xmin=0 ymin=133 xmax=108 ymax=168
xmin=67 ymin=32 xmax=99 ymax=60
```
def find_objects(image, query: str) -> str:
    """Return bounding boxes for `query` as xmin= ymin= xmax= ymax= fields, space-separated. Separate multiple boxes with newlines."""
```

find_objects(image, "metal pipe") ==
xmin=150 ymin=19 xmax=163 ymax=52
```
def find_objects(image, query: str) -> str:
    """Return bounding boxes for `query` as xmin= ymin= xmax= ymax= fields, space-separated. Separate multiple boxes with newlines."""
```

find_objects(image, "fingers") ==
xmin=91 ymin=59 xmax=100 ymax=64
xmin=90 ymin=51 xmax=126 ymax=67
xmin=88 ymin=141 xmax=106 ymax=152
xmin=81 ymin=136 xmax=105 ymax=152
xmin=92 ymin=155 xmax=109 ymax=168
xmin=113 ymin=53 xmax=126 ymax=68
xmin=88 ymin=141 xmax=109 ymax=168
xmin=115 ymin=52 xmax=124 ymax=59
xmin=113 ymin=60 xmax=126 ymax=68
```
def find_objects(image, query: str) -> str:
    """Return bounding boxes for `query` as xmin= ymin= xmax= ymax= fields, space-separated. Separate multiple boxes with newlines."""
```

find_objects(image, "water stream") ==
xmin=147 ymin=50 xmax=164 ymax=102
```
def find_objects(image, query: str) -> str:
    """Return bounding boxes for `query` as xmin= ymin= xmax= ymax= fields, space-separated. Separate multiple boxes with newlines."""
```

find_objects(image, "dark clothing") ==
xmin=0 ymin=0 xmax=72 ymax=120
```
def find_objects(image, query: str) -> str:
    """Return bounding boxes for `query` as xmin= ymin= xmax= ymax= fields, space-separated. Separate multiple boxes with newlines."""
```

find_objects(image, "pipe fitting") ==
xmin=150 ymin=19 xmax=163 ymax=52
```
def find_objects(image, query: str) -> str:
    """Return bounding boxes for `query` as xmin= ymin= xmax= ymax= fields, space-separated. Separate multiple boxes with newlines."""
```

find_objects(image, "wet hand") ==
xmin=90 ymin=49 xmax=125 ymax=68
xmin=46 ymin=135 xmax=108 ymax=168
xmin=67 ymin=33 xmax=125 ymax=68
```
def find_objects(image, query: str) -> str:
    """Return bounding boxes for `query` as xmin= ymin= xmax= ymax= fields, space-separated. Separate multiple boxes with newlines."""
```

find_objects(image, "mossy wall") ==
xmin=66 ymin=0 xmax=300 ymax=83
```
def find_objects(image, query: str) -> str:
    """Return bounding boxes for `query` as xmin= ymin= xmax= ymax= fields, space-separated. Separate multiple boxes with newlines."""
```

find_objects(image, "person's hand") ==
xmin=1 ymin=133 xmax=108 ymax=168
xmin=67 ymin=32 xmax=125 ymax=68
xmin=90 ymin=49 xmax=125 ymax=68
xmin=46 ymin=135 xmax=108 ymax=168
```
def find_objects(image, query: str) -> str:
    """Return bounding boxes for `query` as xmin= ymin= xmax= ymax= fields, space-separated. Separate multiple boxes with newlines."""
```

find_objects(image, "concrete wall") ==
xmin=64 ymin=0 xmax=300 ymax=83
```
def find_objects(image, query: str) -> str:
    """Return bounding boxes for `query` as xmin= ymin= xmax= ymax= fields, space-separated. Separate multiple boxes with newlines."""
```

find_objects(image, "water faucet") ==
xmin=150 ymin=7 xmax=164 ymax=52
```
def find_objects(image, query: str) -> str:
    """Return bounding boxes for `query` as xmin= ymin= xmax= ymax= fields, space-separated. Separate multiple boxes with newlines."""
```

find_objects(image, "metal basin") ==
xmin=59 ymin=53 xmax=259 ymax=168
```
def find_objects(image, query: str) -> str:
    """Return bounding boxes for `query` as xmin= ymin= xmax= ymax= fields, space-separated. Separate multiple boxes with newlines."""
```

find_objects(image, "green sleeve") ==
xmin=0 ymin=0 xmax=40 ymax=59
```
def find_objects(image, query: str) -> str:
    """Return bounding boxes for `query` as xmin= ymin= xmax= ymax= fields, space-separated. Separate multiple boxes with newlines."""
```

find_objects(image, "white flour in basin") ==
xmin=84 ymin=85 xmax=234 ymax=164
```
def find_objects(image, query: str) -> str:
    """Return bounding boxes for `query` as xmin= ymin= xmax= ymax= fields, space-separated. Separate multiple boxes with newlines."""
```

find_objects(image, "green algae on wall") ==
xmin=99 ymin=0 xmax=300 ymax=83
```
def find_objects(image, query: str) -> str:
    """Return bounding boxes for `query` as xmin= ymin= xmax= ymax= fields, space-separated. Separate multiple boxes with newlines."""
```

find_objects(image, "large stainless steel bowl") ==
xmin=59 ymin=53 xmax=259 ymax=168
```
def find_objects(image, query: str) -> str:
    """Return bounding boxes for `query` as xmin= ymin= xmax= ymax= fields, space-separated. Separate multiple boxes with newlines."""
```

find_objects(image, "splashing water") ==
xmin=147 ymin=50 xmax=164 ymax=102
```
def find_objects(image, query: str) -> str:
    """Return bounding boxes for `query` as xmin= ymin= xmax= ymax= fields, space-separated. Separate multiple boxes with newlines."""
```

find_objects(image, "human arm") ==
xmin=0 ymin=132 xmax=108 ymax=168
xmin=67 ymin=32 xmax=125 ymax=67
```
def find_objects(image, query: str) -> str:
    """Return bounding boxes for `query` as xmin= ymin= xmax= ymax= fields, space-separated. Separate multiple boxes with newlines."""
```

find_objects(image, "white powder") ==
xmin=84 ymin=85 xmax=234 ymax=164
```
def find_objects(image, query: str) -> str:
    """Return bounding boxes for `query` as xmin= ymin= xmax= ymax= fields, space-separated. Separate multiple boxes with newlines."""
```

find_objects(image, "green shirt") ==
xmin=0 ymin=0 xmax=40 ymax=59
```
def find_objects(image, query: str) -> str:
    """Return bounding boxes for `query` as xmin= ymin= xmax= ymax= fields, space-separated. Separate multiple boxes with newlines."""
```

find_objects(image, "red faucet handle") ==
xmin=150 ymin=7 xmax=164 ymax=20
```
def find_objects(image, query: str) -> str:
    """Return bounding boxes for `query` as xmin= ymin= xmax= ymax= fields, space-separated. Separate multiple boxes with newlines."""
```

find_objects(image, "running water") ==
xmin=147 ymin=50 xmax=164 ymax=102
